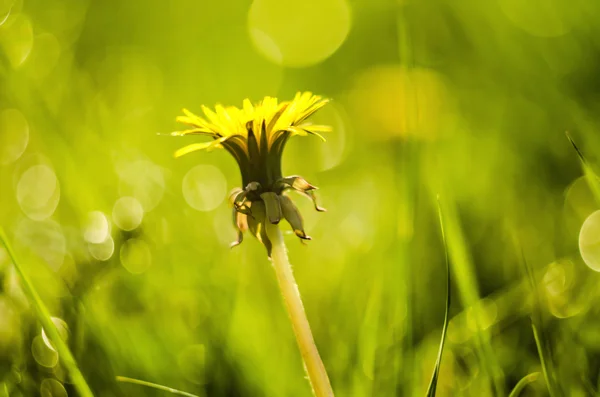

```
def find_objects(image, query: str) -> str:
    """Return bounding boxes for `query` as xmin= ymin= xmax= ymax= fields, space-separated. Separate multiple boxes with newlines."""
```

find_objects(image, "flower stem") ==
xmin=265 ymin=222 xmax=334 ymax=397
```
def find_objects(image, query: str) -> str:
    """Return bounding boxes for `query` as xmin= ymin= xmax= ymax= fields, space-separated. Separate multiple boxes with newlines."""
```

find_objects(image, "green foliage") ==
xmin=1 ymin=0 xmax=600 ymax=396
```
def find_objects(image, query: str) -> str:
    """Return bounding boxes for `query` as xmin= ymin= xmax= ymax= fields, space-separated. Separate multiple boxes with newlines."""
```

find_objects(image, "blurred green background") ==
xmin=2 ymin=0 xmax=600 ymax=396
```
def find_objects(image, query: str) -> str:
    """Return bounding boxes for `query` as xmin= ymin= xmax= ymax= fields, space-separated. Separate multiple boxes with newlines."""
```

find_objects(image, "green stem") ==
xmin=0 ymin=228 xmax=94 ymax=397
xmin=265 ymin=222 xmax=334 ymax=397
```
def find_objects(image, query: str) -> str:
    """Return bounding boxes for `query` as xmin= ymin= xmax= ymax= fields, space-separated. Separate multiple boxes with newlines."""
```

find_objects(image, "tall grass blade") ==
xmin=566 ymin=131 xmax=600 ymax=204
xmin=425 ymin=196 xmax=451 ymax=397
xmin=518 ymin=245 xmax=560 ymax=397
xmin=0 ymin=228 xmax=94 ymax=397
xmin=116 ymin=376 xmax=200 ymax=397
xmin=531 ymin=324 xmax=559 ymax=397
xmin=508 ymin=372 xmax=540 ymax=397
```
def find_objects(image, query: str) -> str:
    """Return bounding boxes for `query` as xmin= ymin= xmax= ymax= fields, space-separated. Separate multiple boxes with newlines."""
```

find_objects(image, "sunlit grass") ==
xmin=425 ymin=196 xmax=450 ymax=397
xmin=0 ymin=228 xmax=93 ymax=397
xmin=1 ymin=0 xmax=600 ymax=395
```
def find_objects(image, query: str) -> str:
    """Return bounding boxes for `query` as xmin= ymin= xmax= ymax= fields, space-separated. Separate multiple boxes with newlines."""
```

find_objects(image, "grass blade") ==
xmin=517 ymin=244 xmax=560 ymax=397
xmin=434 ymin=194 xmax=504 ymax=395
xmin=508 ymin=372 xmax=540 ymax=397
xmin=531 ymin=323 xmax=558 ymax=397
xmin=0 ymin=228 xmax=94 ymax=397
xmin=566 ymin=131 xmax=600 ymax=204
xmin=425 ymin=196 xmax=451 ymax=397
xmin=116 ymin=376 xmax=200 ymax=397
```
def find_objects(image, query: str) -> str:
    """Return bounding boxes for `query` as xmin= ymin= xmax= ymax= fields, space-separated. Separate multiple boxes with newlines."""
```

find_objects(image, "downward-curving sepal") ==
xmin=278 ymin=175 xmax=327 ymax=212
xmin=260 ymin=192 xmax=282 ymax=224
xmin=303 ymin=190 xmax=327 ymax=212
xmin=230 ymin=207 xmax=249 ymax=248
xmin=246 ymin=201 xmax=273 ymax=256
xmin=229 ymin=188 xmax=252 ymax=217
xmin=280 ymin=195 xmax=311 ymax=241
xmin=280 ymin=175 xmax=317 ymax=192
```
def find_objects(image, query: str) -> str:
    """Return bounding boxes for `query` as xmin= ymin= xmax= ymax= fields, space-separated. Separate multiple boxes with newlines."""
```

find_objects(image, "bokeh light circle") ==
xmin=564 ymin=176 xmax=597 ymax=234
xmin=40 ymin=378 xmax=67 ymax=397
xmin=349 ymin=65 xmax=451 ymax=140
xmin=120 ymin=238 xmax=152 ymax=274
xmin=15 ymin=218 xmax=66 ymax=271
xmin=182 ymin=165 xmax=227 ymax=212
xmin=248 ymin=0 xmax=351 ymax=67
xmin=0 ymin=108 xmax=29 ymax=165
xmin=0 ymin=13 xmax=33 ymax=67
xmin=16 ymin=164 xmax=61 ymax=220
xmin=83 ymin=211 xmax=110 ymax=244
xmin=466 ymin=298 xmax=498 ymax=332
xmin=113 ymin=196 xmax=144 ymax=231
xmin=23 ymin=33 xmax=61 ymax=80
xmin=283 ymin=102 xmax=349 ymax=173
xmin=118 ymin=160 xmax=165 ymax=212
xmin=579 ymin=210 xmax=600 ymax=272
xmin=41 ymin=317 xmax=69 ymax=352
xmin=0 ymin=0 xmax=15 ymax=26
xmin=31 ymin=335 xmax=58 ymax=368
xmin=88 ymin=236 xmax=115 ymax=261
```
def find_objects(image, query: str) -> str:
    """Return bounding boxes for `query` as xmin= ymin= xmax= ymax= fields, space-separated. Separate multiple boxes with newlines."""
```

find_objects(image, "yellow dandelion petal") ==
xmin=201 ymin=105 xmax=224 ymax=130
xmin=303 ymin=129 xmax=327 ymax=141
xmin=174 ymin=137 xmax=229 ymax=158
xmin=286 ymin=125 xmax=326 ymax=141
xmin=296 ymin=98 xmax=330 ymax=124
xmin=182 ymin=108 xmax=203 ymax=120
xmin=243 ymin=98 xmax=254 ymax=116
xmin=301 ymin=124 xmax=332 ymax=133
xmin=178 ymin=110 xmax=210 ymax=127
xmin=170 ymin=127 xmax=214 ymax=136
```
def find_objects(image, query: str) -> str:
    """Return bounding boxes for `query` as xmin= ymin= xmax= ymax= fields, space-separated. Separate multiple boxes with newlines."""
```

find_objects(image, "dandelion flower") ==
xmin=171 ymin=92 xmax=330 ymax=256
xmin=170 ymin=92 xmax=335 ymax=397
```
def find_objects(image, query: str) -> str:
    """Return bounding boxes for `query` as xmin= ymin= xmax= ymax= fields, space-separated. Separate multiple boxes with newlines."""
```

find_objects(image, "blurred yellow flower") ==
xmin=171 ymin=92 xmax=330 ymax=255
xmin=349 ymin=66 xmax=450 ymax=140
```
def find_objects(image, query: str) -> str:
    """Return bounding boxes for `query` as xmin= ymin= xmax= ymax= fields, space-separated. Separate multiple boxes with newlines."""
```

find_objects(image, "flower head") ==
xmin=171 ymin=92 xmax=330 ymax=255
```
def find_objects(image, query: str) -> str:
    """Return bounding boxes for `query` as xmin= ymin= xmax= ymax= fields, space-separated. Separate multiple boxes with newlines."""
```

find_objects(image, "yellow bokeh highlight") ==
xmin=563 ymin=176 xmax=597 ymax=235
xmin=349 ymin=65 xmax=450 ymax=140
xmin=22 ymin=33 xmax=61 ymax=80
xmin=0 ymin=0 xmax=15 ymax=23
xmin=16 ymin=165 xmax=61 ymax=221
xmin=579 ymin=210 xmax=600 ymax=272
xmin=182 ymin=165 xmax=227 ymax=212
xmin=0 ymin=108 xmax=29 ymax=165
xmin=120 ymin=238 xmax=152 ymax=274
xmin=248 ymin=0 xmax=351 ymax=67
xmin=0 ymin=12 xmax=33 ymax=68
xmin=113 ymin=196 xmax=144 ymax=231
xmin=40 ymin=378 xmax=67 ymax=397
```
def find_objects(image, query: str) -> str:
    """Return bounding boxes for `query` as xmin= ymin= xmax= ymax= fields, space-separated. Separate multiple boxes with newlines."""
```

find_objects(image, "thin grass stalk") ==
xmin=265 ymin=221 xmax=334 ymax=397
xmin=566 ymin=131 xmax=600 ymax=204
xmin=531 ymin=324 xmax=558 ymax=397
xmin=0 ymin=228 xmax=94 ymax=397
xmin=425 ymin=196 xmax=451 ymax=396
xmin=517 ymin=244 xmax=561 ymax=397
xmin=508 ymin=372 xmax=540 ymax=397
xmin=116 ymin=376 xmax=199 ymax=397
xmin=434 ymin=196 xmax=504 ymax=396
